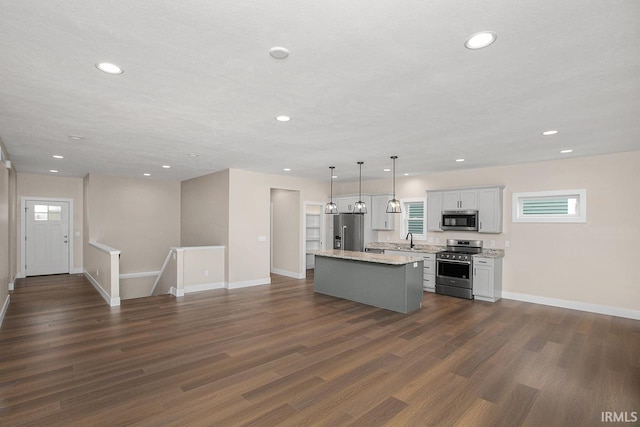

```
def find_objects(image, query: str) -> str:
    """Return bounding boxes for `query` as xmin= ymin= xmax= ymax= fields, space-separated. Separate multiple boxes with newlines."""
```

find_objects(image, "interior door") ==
xmin=25 ymin=200 xmax=70 ymax=276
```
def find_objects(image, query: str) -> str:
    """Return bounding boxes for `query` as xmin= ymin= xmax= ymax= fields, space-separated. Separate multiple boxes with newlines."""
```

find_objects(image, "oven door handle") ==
xmin=437 ymin=259 xmax=472 ymax=265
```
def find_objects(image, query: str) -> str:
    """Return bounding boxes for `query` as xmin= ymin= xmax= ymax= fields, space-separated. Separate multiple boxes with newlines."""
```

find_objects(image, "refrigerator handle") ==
xmin=342 ymin=226 xmax=347 ymax=251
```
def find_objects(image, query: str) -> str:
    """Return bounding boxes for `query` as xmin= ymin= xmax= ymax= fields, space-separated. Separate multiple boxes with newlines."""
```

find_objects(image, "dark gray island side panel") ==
xmin=314 ymin=256 xmax=423 ymax=314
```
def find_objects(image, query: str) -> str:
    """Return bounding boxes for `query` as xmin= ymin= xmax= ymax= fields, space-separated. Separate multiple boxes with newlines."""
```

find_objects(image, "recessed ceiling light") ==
xmin=465 ymin=32 xmax=497 ymax=49
xmin=68 ymin=135 xmax=85 ymax=141
xmin=52 ymin=155 xmax=64 ymax=159
xmin=456 ymin=158 xmax=465 ymax=162
xmin=143 ymin=173 xmax=151 ymax=176
xmin=269 ymin=47 xmax=290 ymax=59
xmin=49 ymin=169 xmax=58 ymax=173
xmin=542 ymin=130 xmax=559 ymax=136
xmin=383 ymin=168 xmax=391 ymax=172
xmin=162 ymin=165 xmax=171 ymax=169
xmin=560 ymin=149 xmax=573 ymax=154
xmin=283 ymin=168 xmax=291 ymax=172
xmin=332 ymin=175 xmax=338 ymax=179
xmin=403 ymin=173 xmax=410 ymax=176
xmin=276 ymin=115 xmax=291 ymax=122
xmin=187 ymin=153 xmax=200 ymax=157
xmin=95 ymin=62 xmax=124 ymax=75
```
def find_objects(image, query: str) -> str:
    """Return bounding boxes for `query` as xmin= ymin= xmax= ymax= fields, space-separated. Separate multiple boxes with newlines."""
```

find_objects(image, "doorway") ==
xmin=21 ymin=197 xmax=72 ymax=277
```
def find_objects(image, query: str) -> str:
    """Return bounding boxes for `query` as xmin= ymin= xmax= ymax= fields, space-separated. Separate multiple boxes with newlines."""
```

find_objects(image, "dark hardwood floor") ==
xmin=1 ymin=273 xmax=638 ymax=426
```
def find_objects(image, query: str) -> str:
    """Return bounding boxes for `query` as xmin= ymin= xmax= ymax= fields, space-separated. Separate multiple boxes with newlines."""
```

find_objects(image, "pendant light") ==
xmin=325 ymin=166 xmax=338 ymax=214
xmin=386 ymin=156 xmax=402 ymax=213
xmin=353 ymin=161 xmax=367 ymax=214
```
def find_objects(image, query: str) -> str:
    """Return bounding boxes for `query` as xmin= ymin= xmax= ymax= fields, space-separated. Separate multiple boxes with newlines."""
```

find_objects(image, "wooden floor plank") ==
xmin=1 ymin=272 xmax=638 ymax=426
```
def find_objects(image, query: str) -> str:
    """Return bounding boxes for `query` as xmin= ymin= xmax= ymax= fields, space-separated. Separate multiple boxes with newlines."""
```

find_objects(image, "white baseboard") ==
xmin=502 ymin=291 xmax=640 ymax=321
xmin=227 ymin=277 xmax=271 ymax=289
xmin=16 ymin=272 xmax=25 ymax=279
xmin=83 ymin=270 xmax=120 ymax=307
xmin=170 ymin=287 xmax=185 ymax=297
xmin=70 ymin=267 xmax=83 ymax=274
xmin=0 ymin=295 xmax=10 ymax=328
xmin=270 ymin=268 xmax=306 ymax=279
xmin=185 ymin=282 xmax=225 ymax=294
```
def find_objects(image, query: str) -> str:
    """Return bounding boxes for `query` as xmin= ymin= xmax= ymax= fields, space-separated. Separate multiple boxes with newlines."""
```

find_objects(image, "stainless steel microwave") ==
xmin=441 ymin=210 xmax=479 ymax=231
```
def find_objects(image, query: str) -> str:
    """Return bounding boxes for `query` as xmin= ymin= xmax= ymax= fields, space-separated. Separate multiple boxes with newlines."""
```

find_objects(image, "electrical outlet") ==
xmin=505 ymin=240 xmax=510 ymax=248
xmin=490 ymin=240 xmax=496 ymax=247
xmin=435 ymin=238 xmax=440 ymax=244
xmin=204 ymin=270 xmax=209 ymax=277
xmin=428 ymin=237 xmax=434 ymax=243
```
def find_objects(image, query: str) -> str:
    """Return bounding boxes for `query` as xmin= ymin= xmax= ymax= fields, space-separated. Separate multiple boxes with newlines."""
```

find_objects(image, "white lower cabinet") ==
xmin=384 ymin=250 xmax=435 ymax=292
xmin=472 ymin=256 xmax=502 ymax=302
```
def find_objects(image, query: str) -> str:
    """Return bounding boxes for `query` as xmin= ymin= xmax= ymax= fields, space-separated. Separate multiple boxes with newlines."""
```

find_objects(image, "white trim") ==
xmin=303 ymin=201 xmax=326 ymax=276
xmin=227 ymin=277 xmax=271 ymax=289
xmin=70 ymin=267 xmax=82 ymax=274
xmin=502 ymin=291 xmax=640 ymax=320
xmin=170 ymin=287 xmax=185 ymax=297
xmin=185 ymin=282 xmax=226 ymax=293
xmin=172 ymin=245 xmax=225 ymax=251
xmin=84 ymin=270 xmax=121 ymax=307
xmin=512 ymin=189 xmax=587 ymax=223
xmin=16 ymin=272 xmax=25 ymax=279
xmin=9 ymin=281 xmax=14 ymax=291
xmin=88 ymin=240 xmax=121 ymax=255
xmin=270 ymin=268 xmax=305 ymax=279
xmin=0 ymin=295 xmax=10 ymax=328
xmin=21 ymin=196 xmax=75 ymax=277
xmin=119 ymin=271 xmax=160 ymax=280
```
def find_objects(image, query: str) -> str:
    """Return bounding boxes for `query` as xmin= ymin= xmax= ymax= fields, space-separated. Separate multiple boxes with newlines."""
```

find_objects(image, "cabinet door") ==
xmin=426 ymin=191 xmax=443 ymax=231
xmin=473 ymin=265 xmax=493 ymax=298
xmin=459 ymin=189 xmax=478 ymax=210
xmin=442 ymin=191 xmax=460 ymax=210
xmin=371 ymin=195 xmax=394 ymax=230
xmin=337 ymin=197 xmax=358 ymax=213
xmin=478 ymin=187 xmax=502 ymax=233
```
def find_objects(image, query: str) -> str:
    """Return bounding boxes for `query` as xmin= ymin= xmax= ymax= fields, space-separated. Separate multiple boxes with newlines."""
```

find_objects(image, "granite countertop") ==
xmin=365 ymin=242 xmax=505 ymax=258
xmin=308 ymin=249 xmax=424 ymax=265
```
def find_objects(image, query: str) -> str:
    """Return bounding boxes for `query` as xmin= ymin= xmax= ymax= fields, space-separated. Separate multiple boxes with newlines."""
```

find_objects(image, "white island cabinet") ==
xmin=473 ymin=256 xmax=502 ymax=302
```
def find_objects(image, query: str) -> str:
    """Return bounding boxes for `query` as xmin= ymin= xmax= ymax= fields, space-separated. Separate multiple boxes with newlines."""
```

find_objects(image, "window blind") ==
xmin=407 ymin=202 xmax=424 ymax=234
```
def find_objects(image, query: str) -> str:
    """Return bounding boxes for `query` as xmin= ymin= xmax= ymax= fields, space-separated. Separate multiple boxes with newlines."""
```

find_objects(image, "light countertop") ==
xmin=309 ymin=249 xmax=424 ymax=265
xmin=365 ymin=242 xmax=505 ymax=258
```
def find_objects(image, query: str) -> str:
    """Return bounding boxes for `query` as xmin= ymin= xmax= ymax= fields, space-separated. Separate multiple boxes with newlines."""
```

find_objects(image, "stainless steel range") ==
xmin=436 ymin=239 xmax=483 ymax=300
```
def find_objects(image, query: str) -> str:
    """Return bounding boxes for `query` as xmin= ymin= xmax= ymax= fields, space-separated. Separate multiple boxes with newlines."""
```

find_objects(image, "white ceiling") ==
xmin=1 ymin=1 xmax=639 ymax=183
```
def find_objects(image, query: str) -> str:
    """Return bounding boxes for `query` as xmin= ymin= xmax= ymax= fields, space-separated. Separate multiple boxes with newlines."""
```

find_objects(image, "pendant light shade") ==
xmin=353 ymin=161 xmax=367 ymax=214
xmin=325 ymin=166 xmax=338 ymax=214
xmin=386 ymin=156 xmax=402 ymax=213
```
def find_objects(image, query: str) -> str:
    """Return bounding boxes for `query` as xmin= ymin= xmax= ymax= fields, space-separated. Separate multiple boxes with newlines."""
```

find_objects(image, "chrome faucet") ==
xmin=405 ymin=232 xmax=414 ymax=249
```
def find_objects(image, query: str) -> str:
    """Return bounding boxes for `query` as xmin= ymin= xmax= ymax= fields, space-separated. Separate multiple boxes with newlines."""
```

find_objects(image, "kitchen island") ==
xmin=309 ymin=250 xmax=424 ymax=314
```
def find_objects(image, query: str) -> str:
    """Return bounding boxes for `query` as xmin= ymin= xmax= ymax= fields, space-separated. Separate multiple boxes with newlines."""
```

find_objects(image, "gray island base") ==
xmin=311 ymin=250 xmax=424 ymax=314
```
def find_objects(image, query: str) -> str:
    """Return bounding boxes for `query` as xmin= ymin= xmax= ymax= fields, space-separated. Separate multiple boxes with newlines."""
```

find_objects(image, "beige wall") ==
xmin=183 ymin=247 xmax=225 ymax=288
xmin=16 ymin=173 xmax=84 ymax=274
xmin=336 ymin=151 xmax=640 ymax=312
xmin=181 ymin=170 xmax=229 ymax=248
xmin=84 ymin=174 xmax=181 ymax=275
xmin=227 ymin=169 xmax=327 ymax=285
xmin=271 ymin=189 xmax=301 ymax=275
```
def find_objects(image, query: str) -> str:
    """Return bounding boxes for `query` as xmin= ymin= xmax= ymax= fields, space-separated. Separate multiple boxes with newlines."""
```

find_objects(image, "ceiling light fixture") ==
xmin=49 ymin=169 xmax=58 ymax=173
xmin=95 ymin=62 xmax=124 ymax=75
xmin=456 ymin=158 xmax=465 ymax=162
xmin=560 ymin=149 xmax=573 ymax=154
xmin=465 ymin=32 xmax=497 ymax=49
xmin=404 ymin=173 xmax=410 ymax=176
xmin=332 ymin=175 xmax=338 ymax=179
xmin=325 ymin=166 xmax=338 ymax=215
xmin=276 ymin=115 xmax=291 ymax=122
xmin=269 ymin=47 xmax=290 ymax=59
xmin=143 ymin=173 xmax=151 ymax=176
xmin=542 ymin=130 xmax=559 ymax=136
xmin=53 ymin=155 xmax=64 ymax=159
xmin=386 ymin=156 xmax=401 ymax=213
xmin=383 ymin=168 xmax=391 ymax=172
xmin=162 ymin=165 xmax=171 ymax=169
xmin=68 ymin=135 xmax=85 ymax=141
xmin=353 ymin=162 xmax=367 ymax=214
xmin=187 ymin=153 xmax=200 ymax=157
xmin=283 ymin=168 xmax=291 ymax=172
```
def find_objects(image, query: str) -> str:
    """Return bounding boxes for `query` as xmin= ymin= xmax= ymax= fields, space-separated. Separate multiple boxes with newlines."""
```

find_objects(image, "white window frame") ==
xmin=512 ymin=189 xmax=587 ymax=223
xmin=400 ymin=198 xmax=426 ymax=240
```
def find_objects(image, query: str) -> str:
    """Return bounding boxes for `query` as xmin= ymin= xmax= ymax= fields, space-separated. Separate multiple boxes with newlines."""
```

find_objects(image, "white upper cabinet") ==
xmin=336 ymin=196 xmax=360 ymax=213
xmin=442 ymin=189 xmax=478 ymax=210
xmin=427 ymin=186 xmax=504 ymax=233
xmin=426 ymin=191 xmax=443 ymax=231
xmin=371 ymin=195 xmax=395 ymax=230
xmin=478 ymin=187 xmax=503 ymax=233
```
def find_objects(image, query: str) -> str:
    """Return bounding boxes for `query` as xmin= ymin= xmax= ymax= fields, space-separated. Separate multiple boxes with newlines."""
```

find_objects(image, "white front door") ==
xmin=25 ymin=200 xmax=70 ymax=276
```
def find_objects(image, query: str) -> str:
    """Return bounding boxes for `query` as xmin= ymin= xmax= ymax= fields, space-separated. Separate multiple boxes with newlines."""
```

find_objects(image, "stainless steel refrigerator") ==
xmin=333 ymin=213 xmax=365 ymax=252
